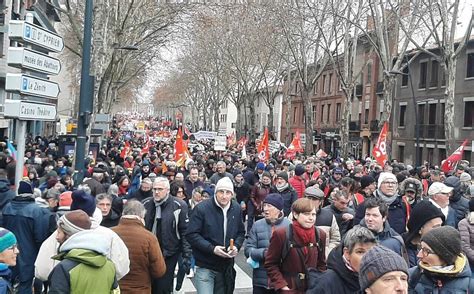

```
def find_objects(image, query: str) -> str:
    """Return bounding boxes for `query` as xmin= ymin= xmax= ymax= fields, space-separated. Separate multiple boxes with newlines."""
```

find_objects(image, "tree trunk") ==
xmin=302 ymin=88 xmax=314 ymax=155
xmin=444 ymin=55 xmax=456 ymax=154
xmin=267 ymin=102 xmax=274 ymax=140
xmin=236 ymin=103 xmax=243 ymax=138
xmin=340 ymin=90 xmax=353 ymax=158
xmin=379 ymin=76 xmax=396 ymax=126
xmin=249 ymin=96 xmax=257 ymax=141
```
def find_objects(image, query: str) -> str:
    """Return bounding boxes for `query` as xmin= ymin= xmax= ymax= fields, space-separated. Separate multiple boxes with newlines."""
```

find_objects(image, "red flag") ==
xmin=441 ymin=140 xmax=468 ymax=173
xmin=174 ymin=128 xmax=186 ymax=162
xmin=372 ymin=122 xmax=389 ymax=166
xmin=227 ymin=131 xmax=236 ymax=147
xmin=237 ymin=136 xmax=248 ymax=149
xmin=257 ymin=128 xmax=270 ymax=162
xmin=286 ymin=130 xmax=304 ymax=158
xmin=120 ymin=141 xmax=131 ymax=159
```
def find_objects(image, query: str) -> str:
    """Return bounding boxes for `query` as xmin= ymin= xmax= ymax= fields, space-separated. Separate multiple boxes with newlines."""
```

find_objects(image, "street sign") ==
xmin=3 ymin=100 xmax=57 ymax=121
xmin=8 ymin=20 xmax=64 ymax=52
xmin=8 ymin=47 xmax=61 ymax=75
xmin=6 ymin=73 xmax=60 ymax=99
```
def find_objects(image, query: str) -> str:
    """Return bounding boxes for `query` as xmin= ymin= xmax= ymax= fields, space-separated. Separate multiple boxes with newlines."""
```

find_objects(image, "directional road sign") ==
xmin=6 ymin=73 xmax=60 ymax=99
xmin=8 ymin=20 xmax=64 ymax=52
xmin=8 ymin=47 xmax=61 ymax=75
xmin=3 ymin=100 xmax=57 ymax=121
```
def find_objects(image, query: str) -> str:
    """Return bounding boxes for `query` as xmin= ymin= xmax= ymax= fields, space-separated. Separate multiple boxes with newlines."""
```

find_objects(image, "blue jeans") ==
xmin=194 ymin=266 xmax=226 ymax=294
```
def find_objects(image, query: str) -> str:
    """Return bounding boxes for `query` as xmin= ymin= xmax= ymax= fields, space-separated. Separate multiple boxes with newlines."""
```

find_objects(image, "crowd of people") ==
xmin=0 ymin=116 xmax=473 ymax=293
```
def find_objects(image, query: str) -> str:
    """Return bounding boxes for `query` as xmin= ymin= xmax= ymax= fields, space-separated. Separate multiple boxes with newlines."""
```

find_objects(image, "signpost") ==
xmin=4 ymin=14 xmax=63 ymax=188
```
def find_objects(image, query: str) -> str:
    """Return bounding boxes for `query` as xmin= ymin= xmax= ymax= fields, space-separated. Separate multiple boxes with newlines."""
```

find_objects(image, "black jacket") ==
xmin=309 ymin=245 xmax=361 ymax=293
xmin=186 ymin=198 xmax=246 ymax=271
xmin=143 ymin=195 xmax=192 ymax=259
xmin=0 ymin=178 xmax=14 ymax=226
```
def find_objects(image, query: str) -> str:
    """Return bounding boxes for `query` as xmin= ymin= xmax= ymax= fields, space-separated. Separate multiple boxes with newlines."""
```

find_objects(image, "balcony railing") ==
xmin=420 ymin=124 xmax=445 ymax=139
xmin=349 ymin=121 xmax=360 ymax=131
xmin=370 ymin=120 xmax=380 ymax=132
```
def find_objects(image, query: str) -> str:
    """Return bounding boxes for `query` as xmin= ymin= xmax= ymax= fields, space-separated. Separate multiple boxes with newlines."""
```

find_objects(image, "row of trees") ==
xmin=155 ymin=0 xmax=472 ymax=156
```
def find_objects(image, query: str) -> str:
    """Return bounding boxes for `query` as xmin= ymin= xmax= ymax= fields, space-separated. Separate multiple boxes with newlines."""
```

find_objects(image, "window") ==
xmin=322 ymin=75 xmax=326 ymax=94
xmin=440 ymin=103 xmax=445 ymax=125
xmin=430 ymin=60 xmax=439 ymax=87
xmin=327 ymin=104 xmax=331 ymax=123
xmin=441 ymin=71 xmax=446 ymax=86
xmin=419 ymin=62 xmax=427 ymax=89
xmin=336 ymin=103 xmax=341 ymax=122
xmin=418 ymin=104 xmax=425 ymax=125
xmin=367 ymin=63 xmax=372 ymax=84
xmin=295 ymin=82 xmax=299 ymax=95
xmin=439 ymin=148 xmax=446 ymax=161
xmin=467 ymin=53 xmax=474 ymax=78
xmin=314 ymin=81 xmax=318 ymax=94
xmin=328 ymin=73 xmax=333 ymax=94
xmin=0 ymin=33 xmax=3 ymax=57
xmin=463 ymin=150 xmax=471 ymax=161
xmin=401 ymin=66 xmax=409 ymax=86
xmin=399 ymin=105 xmax=406 ymax=127
xmin=359 ymin=72 xmax=364 ymax=86
xmin=302 ymin=106 xmax=305 ymax=123
xmin=427 ymin=148 xmax=434 ymax=164
xmin=312 ymin=105 xmax=317 ymax=121
xmin=464 ymin=101 xmax=474 ymax=127
xmin=398 ymin=146 xmax=405 ymax=162
xmin=428 ymin=104 xmax=436 ymax=125
xmin=321 ymin=105 xmax=325 ymax=123
xmin=364 ymin=109 xmax=369 ymax=124
xmin=293 ymin=107 xmax=297 ymax=123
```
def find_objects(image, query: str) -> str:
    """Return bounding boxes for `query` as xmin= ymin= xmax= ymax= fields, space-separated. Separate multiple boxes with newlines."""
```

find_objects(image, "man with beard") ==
xmin=309 ymin=226 xmax=377 ymax=293
xmin=126 ymin=178 xmax=153 ymax=202
xmin=270 ymin=171 xmax=297 ymax=217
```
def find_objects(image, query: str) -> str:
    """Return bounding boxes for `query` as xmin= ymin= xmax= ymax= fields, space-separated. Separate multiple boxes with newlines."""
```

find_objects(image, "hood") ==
xmin=444 ymin=176 xmax=461 ymax=201
xmin=56 ymin=248 xmax=108 ymax=268
xmin=59 ymin=229 xmax=111 ymax=256
xmin=419 ymin=254 xmax=471 ymax=279
xmin=326 ymin=246 xmax=360 ymax=290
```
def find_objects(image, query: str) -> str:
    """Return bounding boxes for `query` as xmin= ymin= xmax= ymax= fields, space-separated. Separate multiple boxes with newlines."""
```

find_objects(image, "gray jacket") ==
xmin=244 ymin=216 xmax=290 ymax=289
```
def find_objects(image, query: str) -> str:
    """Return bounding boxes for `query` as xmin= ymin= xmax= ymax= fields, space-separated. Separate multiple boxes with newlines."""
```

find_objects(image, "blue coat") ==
xmin=3 ymin=196 xmax=54 ymax=285
xmin=0 ymin=268 xmax=11 ymax=294
xmin=244 ymin=216 xmax=290 ymax=289
xmin=186 ymin=198 xmax=245 ymax=272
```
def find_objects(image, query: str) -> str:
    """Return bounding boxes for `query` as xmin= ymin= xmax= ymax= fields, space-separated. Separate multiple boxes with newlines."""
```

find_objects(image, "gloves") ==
xmin=182 ymin=257 xmax=191 ymax=275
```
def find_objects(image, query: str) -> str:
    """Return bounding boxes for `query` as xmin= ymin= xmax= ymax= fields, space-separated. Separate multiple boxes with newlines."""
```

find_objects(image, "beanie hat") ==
xmin=70 ymin=190 xmax=96 ymax=216
xmin=59 ymin=191 xmax=73 ymax=207
xmin=360 ymin=175 xmax=375 ymax=190
xmin=359 ymin=245 xmax=408 ymax=290
xmin=256 ymin=162 xmax=266 ymax=171
xmin=18 ymin=180 xmax=33 ymax=195
xmin=277 ymin=171 xmax=289 ymax=183
xmin=377 ymin=172 xmax=397 ymax=189
xmin=405 ymin=200 xmax=445 ymax=243
xmin=215 ymin=177 xmax=234 ymax=195
xmin=57 ymin=210 xmax=91 ymax=237
xmin=295 ymin=164 xmax=305 ymax=176
xmin=261 ymin=171 xmax=272 ymax=180
xmin=421 ymin=226 xmax=461 ymax=265
xmin=232 ymin=169 xmax=243 ymax=178
xmin=460 ymin=172 xmax=471 ymax=183
xmin=0 ymin=228 xmax=17 ymax=253
xmin=263 ymin=193 xmax=284 ymax=211
xmin=469 ymin=198 xmax=474 ymax=212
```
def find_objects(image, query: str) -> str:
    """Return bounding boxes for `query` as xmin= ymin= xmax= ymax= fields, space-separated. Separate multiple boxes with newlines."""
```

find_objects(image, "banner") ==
xmin=257 ymin=128 xmax=270 ymax=162
xmin=441 ymin=139 xmax=468 ymax=173
xmin=372 ymin=122 xmax=388 ymax=166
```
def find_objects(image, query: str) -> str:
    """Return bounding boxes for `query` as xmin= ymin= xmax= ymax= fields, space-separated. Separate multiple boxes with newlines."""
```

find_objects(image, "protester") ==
xmin=186 ymin=177 xmax=246 ymax=294
xmin=209 ymin=161 xmax=234 ymax=185
xmin=358 ymin=245 xmax=409 ymax=293
xmin=248 ymin=172 xmax=272 ymax=232
xmin=48 ymin=210 xmax=120 ymax=293
xmin=458 ymin=198 xmax=474 ymax=277
xmin=0 ymin=170 xmax=14 ymax=226
xmin=0 ymin=228 xmax=19 ymax=293
xmin=324 ymin=190 xmax=354 ymax=236
xmin=309 ymin=226 xmax=377 ymax=293
xmin=271 ymin=171 xmax=297 ymax=217
xmin=428 ymin=182 xmax=456 ymax=227
xmin=96 ymin=193 xmax=121 ymax=228
xmin=409 ymin=226 xmax=474 ymax=292
xmin=112 ymin=200 xmax=166 ymax=293
xmin=265 ymin=198 xmax=327 ymax=293
xmin=288 ymin=164 xmax=306 ymax=198
xmin=245 ymin=193 xmax=290 ymax=293
xmin=126 ymin=177 xmax=152 ymax=201
xmin=444 ymin=176 xmax=470 ymax=228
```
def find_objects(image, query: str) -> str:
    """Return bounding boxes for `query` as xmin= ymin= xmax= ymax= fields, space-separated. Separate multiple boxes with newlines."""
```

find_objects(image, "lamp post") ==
xmin=389 ymin=65 xmax=421 ymax=167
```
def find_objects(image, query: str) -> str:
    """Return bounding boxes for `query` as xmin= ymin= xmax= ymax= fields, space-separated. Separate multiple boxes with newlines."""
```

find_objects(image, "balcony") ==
xmin=370 ymin=120 xmax=380 ymax=132
xmin=420 ymin=124 xmax=445 ymax=140
xmin=376 ymin=82 xmax=384 ymax=95
xmin=349 ymin=121 xmax=360 ymax=131
xmin=355 ymin=84 xmax=363 ymax=97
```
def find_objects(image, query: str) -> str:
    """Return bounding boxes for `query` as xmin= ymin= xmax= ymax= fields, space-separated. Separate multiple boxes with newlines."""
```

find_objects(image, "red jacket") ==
xmin=265 ymin=226 xmax=326 ymax=292
xmin=288 ymin=176 xmax=306 ymax=198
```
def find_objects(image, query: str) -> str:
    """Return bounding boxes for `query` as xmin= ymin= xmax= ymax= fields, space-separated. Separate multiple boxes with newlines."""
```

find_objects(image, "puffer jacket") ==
xmin=445 ymin=176 xmax=469 ymax=228
xmin=244 ymin=216 xmax=290 ymax=289
xmin=409 ymin=255 xmax=474 ymax=293
xmin=288 ymin=176 xmax=305 ymax=198
xmin=458 ymin=212 xmax=474 ymax=265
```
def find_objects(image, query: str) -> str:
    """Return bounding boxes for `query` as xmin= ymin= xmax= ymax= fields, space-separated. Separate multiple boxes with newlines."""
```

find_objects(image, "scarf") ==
xmin=276 ymin=182 xmax=289 ymax=192
xmin=118 ymin=185 xmax=128 ymax=196
xmin=377 ymin=190 xmax=397 ymax=205
xmin=0 ymin=263 xmax=8 ymax=271
xmin=154 ymin=195 xmax=169 ymax=219
xmin=234 ymin=181 xmax=244 ymax=188
xmin=292 ymin=220 xmax=315 ymax=255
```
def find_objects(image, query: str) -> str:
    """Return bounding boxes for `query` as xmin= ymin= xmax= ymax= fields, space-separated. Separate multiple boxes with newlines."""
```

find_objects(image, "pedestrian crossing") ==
xmin=173 ymin=263 xmax=253 ymax=294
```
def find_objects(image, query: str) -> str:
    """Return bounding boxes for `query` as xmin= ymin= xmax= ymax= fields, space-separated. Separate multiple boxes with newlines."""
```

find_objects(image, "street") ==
xmin=174 ymin=242 xmax=254 ymax=294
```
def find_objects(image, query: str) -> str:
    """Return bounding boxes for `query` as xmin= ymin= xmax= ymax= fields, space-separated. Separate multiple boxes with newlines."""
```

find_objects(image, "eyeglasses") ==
xmin=419 ymin=247 xmax=435 ymax=257
xmin=382 ymin=181 xmax=398 ymax=186
xmin=177 ymin=190 xmax=184 ymax=194
xmin=6 ymin=245 xmax=18 ymax=251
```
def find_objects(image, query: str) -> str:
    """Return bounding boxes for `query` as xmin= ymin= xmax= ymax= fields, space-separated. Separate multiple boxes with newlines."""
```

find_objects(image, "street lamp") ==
xmin=389 ymin=65 xmax=421 ymax=167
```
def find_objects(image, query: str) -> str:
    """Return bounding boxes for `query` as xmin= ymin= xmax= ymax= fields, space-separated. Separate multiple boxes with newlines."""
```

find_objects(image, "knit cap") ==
xmin=70 ymin=190 xmax=96 ymax=216
xmin=405 ymin=200 xmax=445 ymax=243
xmin=359 ymin=245 xmax=408 ymax=290
xmin=276 ymin=171 xmax=289 ymax=183
xmin=256 ymin=162 xmax=266 ymax=171
xmin=294 ymin=164 xmax=305 ymax=176
xmin=59 ymin=191 xmax=73 ymax=207
xmin=360 ymin=175 xmax=375 ymax=190
xmin=57 ymin=210 xmax=91 ymax=237
xmin=263 ymin=193 xmax=284 ymax=211
xmin=460 ymin=172 xmax=471 ymax=184
xmin=0 ymin=228 xmax=17 ymax=253
xmin=421 ymin=226 xmax=461 ymax=265
xmin=215 ymin=177 xmax=234 ymax=195
xmin=18 ymin=180 xmax=33 ymax=195
xmin=377 ymin=172 xmax=397 ymax=189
